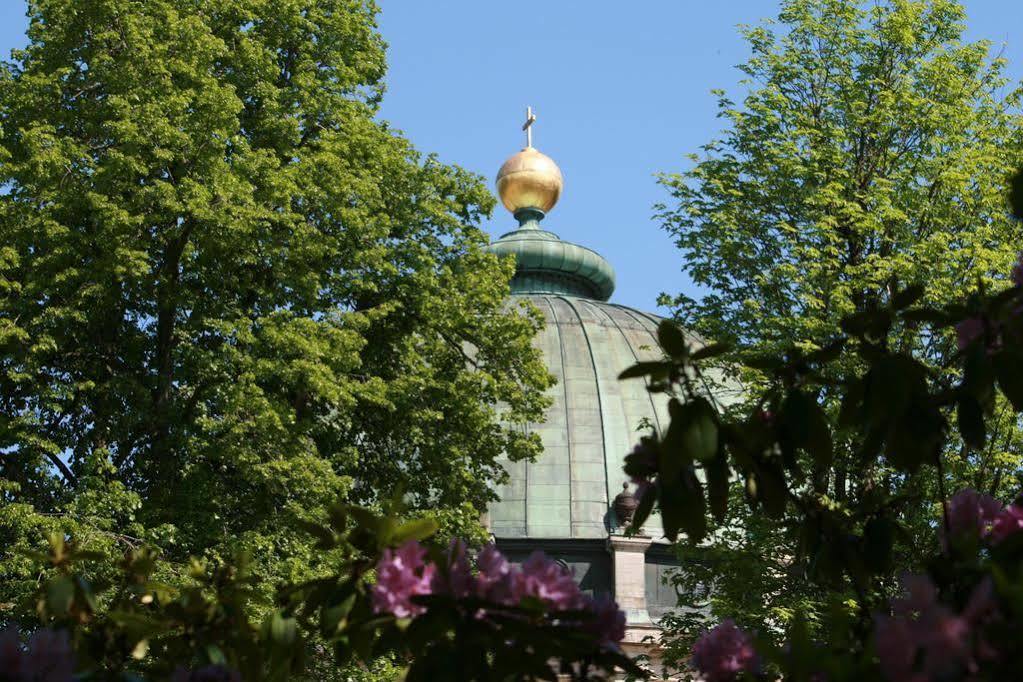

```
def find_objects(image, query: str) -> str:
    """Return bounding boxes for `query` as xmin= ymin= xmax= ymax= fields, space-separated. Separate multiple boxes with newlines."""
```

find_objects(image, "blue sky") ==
xmin=2 ymin=2 xmax=1022 ymax=311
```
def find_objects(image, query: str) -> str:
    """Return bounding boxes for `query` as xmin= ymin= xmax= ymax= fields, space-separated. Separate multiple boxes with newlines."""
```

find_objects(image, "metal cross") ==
xmin=522 ymin=106 xmax=537 ymax=148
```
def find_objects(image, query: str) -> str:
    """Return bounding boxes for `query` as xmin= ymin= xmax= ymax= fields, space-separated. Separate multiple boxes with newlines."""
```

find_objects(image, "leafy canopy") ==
xmin=653 ymin=0 xmax=1023 ymax=661
xmin=0 ymin=0 xmax=551 ymax=599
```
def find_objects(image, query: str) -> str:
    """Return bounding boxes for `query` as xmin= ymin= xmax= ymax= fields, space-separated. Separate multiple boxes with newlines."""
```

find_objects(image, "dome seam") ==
xmin=556 ymin=295 xmax=611 ymax=537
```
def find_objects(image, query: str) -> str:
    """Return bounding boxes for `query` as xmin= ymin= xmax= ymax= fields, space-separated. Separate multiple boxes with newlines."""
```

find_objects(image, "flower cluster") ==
xmin=689 ymin=489 xmax=1023 ymax=681
xmin=874 ymin=574 xmax=999 ymax=681
xmin=371 ymin=540 xmax=437 ymax=618
xmin=0 ymin=627 xmax=74 ymax=682
xmin=372 ymin=541 xmax=625 ymax=648
xmin=943 ymin=488 xmax=1023 ymax=548
xmin=690 ymin=619 xmax=759 ymax=682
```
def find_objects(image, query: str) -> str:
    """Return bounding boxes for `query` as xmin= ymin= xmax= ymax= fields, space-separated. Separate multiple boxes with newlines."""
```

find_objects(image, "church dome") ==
xmin=488 ymin=293 xmax=669 ymax=539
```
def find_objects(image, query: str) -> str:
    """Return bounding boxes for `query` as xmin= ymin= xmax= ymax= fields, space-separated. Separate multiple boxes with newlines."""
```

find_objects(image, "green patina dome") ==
xmin=487 ymin=209 xmax=617 ymax=301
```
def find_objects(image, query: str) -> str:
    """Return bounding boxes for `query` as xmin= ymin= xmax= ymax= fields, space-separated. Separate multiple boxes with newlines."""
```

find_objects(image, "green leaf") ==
xmin=47 ymin=576 xmax=74 ymax=616
xmin=657 ymin=319 xmax=689 ymax=359
xmin=705 ymin=447 xmax=730 ymax=524
xmin=957 ymin=394 xmax=986 ymax=450
xmin=269 ymin=612 xmax=298 ymax=646
xmin=630 ymin=483 xmax=657 ymax=532
xmin=618 ymin=361 xmax=673 ymax=381
xmin=691 ymin=342 xmax=733 ymax=361
xmin=994 ymin=349 xmax=1023 ymax=411
xmin=863 ymin=517 xmax=896 ymax=575
xmin=391 ymin=517 xmax=439 ymax=545
xmin=659 ymin=467 xmax=707 ymax=543
xmin=780 ymin=390 xmax=833 ymax=470
xmin=1012 ymin=167 xmax=1023 ymax=221
xmin=892 ymin=284 xmax=925 ymax=309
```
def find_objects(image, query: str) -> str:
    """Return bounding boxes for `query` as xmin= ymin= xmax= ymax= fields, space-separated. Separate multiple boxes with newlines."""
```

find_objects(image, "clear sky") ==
xmin=2 ymin=2 xmax=1022 ymax=311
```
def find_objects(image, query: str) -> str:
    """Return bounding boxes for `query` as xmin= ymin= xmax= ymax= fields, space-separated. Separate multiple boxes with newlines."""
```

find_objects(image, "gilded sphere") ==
xmin=495 ymin=147 xmax=564 ymax=214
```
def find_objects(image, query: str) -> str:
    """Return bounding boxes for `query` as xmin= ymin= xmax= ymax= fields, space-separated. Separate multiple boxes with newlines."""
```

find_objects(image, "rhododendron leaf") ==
xmin=664 ymin=398 xmax=719 ymax=473
xmin=958 ymin=394 xmax=986 ymax=450
xmin=806 ymin=338 xmax=846 ymax=363
xmin=391 ymin=518 xmax=439 ymax=545
xmin=994 ymin=349 xmax=1023 ymax=411
xmin=902 ymin=306 xmax=953 ymax=327
xmin=892 ymin=284 xmax=925 ymax=310
xmin=706 ymin=447 xmax=730 ymax=524
xmin=631 ymin=482 xmax=657 ymax=532
xmin=780 ymin=390 xmax=833 ymax=470
xmin=1012 ymin=167 xmax=1023 ymax=220
xmin=618 ymin=360 xmax=673 ymax=380
xmin=864 ymin=517 xmax=896 ymax=574
xmin=691 ymin=341 xmax=733 ymax=361
xmin=658 ymin=319 xmax=689 ymax=359
xmin=46 ymin=576 xmax=74 ymax=616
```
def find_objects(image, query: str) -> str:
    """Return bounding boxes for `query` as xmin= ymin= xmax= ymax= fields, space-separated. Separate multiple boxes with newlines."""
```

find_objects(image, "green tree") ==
xmin=655 ymin=0 xmax=1023 ymax=658
xmin=0 ymin=0 xmax=550 ymax=601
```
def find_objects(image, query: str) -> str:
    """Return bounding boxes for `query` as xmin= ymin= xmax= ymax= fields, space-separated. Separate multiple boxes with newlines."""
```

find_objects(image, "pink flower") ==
xmin=990 ymin=504 xmax=1023 ymax=544
xmin=0 ymin=627 xmax=74 ymax=682
xmin=943 ymin=489 xmax=1002 ymax=549
xmin=874 ymin=614 xmax=918 ymax=682
xmin=956 ymin=317 xmax=986 ymax=351
xmin=690 ymin=619 xmax=759 ymax=682
xmin=372 ymin=540 xmax=436 ymax=618
xmin=431 ymin=539 xmax=474 ymax=599
xmin=875 ymin=574 xmax=998 ymax=680
xmin=475 ymin=543 xmax=515 ymax=604
xmin=514 ymin=552 xmax=585 ymax=610
xmin=584 ymin=593 xmax=626 ymax=648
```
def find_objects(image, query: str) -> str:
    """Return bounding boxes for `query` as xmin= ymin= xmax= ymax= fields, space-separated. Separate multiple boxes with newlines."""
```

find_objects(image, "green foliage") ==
xmin=10 ymin=506 xmax=639 ymax=681
xmin=653 ymin=0 xmax=1023 ymax=661
xmin=621 ymin=258 xmax=1023 ymax=676
xmin=0 ymin=0 xmax=551 ymax=613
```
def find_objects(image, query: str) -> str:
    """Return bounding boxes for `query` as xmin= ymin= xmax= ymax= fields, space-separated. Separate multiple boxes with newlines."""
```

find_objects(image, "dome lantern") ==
xmin=487 ymin=107 xmax=615 ymax=301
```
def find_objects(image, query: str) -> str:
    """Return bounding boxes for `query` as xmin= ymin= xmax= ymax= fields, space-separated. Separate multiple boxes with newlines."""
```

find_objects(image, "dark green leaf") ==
xmin=957 ymin=394 xmax=986 ymax=450
xmin=863 ymin=517 xmax=895 ymax=575
xmin=691 ymin=342 xmax=733 ymax=361
xmin=892 ymin=284 xmax=925 ymax=310
xmin=630 ymin=483 xmax=657 ymax=533
xmin=618 ymin=361 xmax=673 ymax=381
xmin=657 ymin=319 xmax=689 ymax=359
xmin=47 ymin=576 xmax=74 ymax=616
xmin=391 ymin=518 xmax=438 ymax=545
xmin=994 ymin=349 xmax=1023 ymax=411
xmin=705 ymin=447 xmax=730 ymax=524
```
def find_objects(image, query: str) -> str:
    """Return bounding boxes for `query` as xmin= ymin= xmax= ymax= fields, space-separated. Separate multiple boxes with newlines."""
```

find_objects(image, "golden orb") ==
xmin=496 ymin=146 xmax=564 ymax=214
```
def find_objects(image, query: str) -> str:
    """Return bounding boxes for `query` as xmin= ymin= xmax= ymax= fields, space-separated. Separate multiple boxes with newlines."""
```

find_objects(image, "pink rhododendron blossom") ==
xmin=373 ymin=542 xmax=626 ymax=648
xmin=432 ymin=539 xmax=474 ymax=599
xmin=372 ymin=540 xmax=436 ymax=618
xmin=955 ymin=317 xmax=985 ymax=351
xmin=475 ymin=543 xmax=515 ymax=604
xmin=990 ymin=504 xmax=1023 ymax=544
xmin=942 ymin=489 xmax=1001 ymax=548
xmin=875 ymin=573 xmax=1002 ymax=680
xmin=585 ymin=593 xmax=627 ymax=647
xmin=874 ymin=615 xmax=919 ymax=682
xmin=690 ymin=619 xmax=759 ymax=682
xmin=515 ymin=552 xmax=585 ymax=610
xmin=0 ymin=627 xmax=74 ymax=682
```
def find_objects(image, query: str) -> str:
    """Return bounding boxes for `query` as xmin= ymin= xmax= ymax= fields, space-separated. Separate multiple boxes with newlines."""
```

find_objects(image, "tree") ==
xmin=654 ymin=0 xmax=1023 ymax=658
xmin=0 ymin=0 xmax=551 ymax=602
